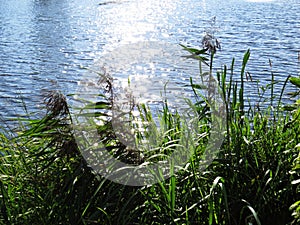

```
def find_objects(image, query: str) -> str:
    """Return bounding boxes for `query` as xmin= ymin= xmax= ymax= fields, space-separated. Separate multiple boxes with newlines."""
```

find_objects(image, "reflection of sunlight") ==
xmin=245 ymin=0 xmax=274 ymax=2
xmin=201 ymin=0 xmax=207 ymax=13
xmin=97 ymin=0 xmax=177 ymax=49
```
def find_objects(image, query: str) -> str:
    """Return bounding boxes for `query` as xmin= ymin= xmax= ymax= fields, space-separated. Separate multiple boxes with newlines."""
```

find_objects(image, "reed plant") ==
xmin=0 ymin=43 xmax=299 ymax=225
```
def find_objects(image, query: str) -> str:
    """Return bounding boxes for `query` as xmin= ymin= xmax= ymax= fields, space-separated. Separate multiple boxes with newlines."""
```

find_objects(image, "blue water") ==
xmin=0 ymin=0 xmax=299 ymax=122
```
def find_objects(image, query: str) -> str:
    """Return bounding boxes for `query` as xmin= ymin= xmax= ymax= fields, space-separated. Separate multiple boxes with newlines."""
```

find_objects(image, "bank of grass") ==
xmin=0 ymin=48 xmax=299 ymax=225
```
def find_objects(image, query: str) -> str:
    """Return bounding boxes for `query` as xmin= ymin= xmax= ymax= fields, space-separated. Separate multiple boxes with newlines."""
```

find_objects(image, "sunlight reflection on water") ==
xmin=0 ymin=0 xmax=299 ymax=122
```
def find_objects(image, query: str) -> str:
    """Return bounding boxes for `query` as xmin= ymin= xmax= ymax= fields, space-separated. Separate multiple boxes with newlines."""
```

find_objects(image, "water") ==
xmin=0 ymin=0 xmax=299 ymax=123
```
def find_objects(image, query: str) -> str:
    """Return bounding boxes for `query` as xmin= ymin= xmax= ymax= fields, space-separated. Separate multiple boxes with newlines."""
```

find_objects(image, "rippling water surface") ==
xmin=0 ymin=0 xmax=299 ymax=122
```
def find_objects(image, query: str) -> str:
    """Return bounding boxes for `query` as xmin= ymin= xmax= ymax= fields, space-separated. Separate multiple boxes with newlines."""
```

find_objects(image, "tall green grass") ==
xmin=0 ymin=45 xmax=299 ymax=225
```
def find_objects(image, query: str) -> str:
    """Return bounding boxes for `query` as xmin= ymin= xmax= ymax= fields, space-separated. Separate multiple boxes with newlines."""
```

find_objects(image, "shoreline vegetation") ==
xmin=0 ymin=36 xmax=300 ymax=224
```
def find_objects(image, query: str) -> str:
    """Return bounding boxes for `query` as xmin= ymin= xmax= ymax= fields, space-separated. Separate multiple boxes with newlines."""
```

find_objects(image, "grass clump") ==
xmin=0 ymin=43 xmax=299 ymax=225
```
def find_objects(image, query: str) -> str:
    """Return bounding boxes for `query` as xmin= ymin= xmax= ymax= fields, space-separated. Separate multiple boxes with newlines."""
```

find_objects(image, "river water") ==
xmin=0 ymin=0 xmax=299 ymax=123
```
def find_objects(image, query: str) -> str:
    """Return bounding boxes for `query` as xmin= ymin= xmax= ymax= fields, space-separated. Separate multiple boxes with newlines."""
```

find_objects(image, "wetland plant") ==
xmin=0 ymin=44 xmax=299 ymax=224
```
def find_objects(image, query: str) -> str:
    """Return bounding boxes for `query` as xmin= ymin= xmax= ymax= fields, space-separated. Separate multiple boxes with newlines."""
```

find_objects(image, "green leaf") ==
xmin=291 ymin=179 xmax=300 ymax=185
xmin=290 ymin=77 xmax=300 ymax=88
xmin=283 ymin=105 xmax=297 ymax=111
xmin=287 ymin=90 xmax=300 ymax=98
xmin=246 ymin=205 xmax=261 ymax=225
xmin=77 ymin=112 xmax=109 ymax=117
xmin=243 ymin=49 xmax=250 ymax=66
xmin=190 ymin=83 xmax=207 ymax=90
xmin=179 ymin=44 xmax=207 ymax=55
